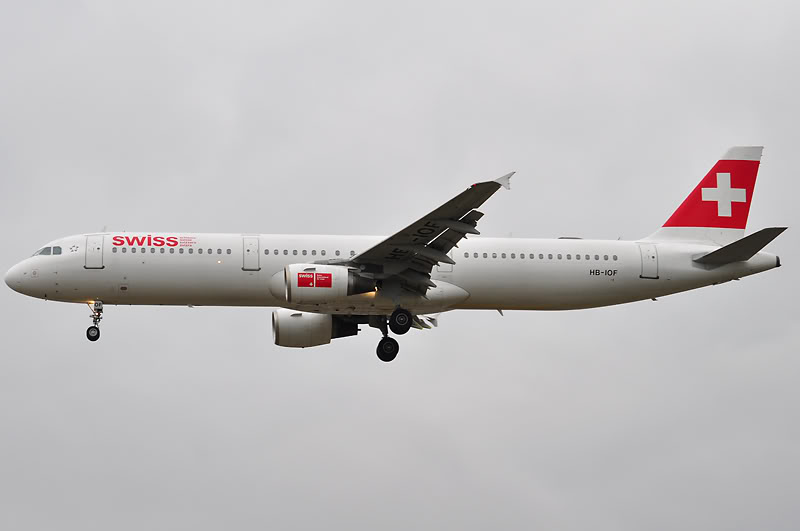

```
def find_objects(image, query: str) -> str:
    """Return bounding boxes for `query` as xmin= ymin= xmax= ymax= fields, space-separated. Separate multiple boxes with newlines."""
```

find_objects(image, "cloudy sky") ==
xmin=1 ymin=1 xmax=799 ymax=529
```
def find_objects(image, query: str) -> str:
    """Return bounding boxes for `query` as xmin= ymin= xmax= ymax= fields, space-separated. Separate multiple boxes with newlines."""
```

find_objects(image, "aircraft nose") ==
xmin=5 ymin=263 xmax=23 ymax=293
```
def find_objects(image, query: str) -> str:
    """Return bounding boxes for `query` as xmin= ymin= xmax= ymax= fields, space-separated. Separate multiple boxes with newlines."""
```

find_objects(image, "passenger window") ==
xmin=585 ymin=254 xmax=590 ymax=260
xmin=112 ymin=248 xmax=118 ymax=253
xmin=492 ymin=253 xmax=497 ymax=258
xmin=575 ymin=254 xmax=580 ymax=260
xmin=283 ymin=250 xmax=288 ymax=255
xmin=594 ymin=254 xmax=599 ymax=260
xmin=122 ymin=248 xmax=127 ymax=253
xmin=52 ymin=246 xmax=62 ymax=255
xmin=473 ymin=252 xmax=478 ymax=258
xmin=199 ymin=249 xmax=204 ymax=254
xmin=321 ymin=250 xmax=326 ymax=256
xmin=293 ymin=250 xmax=298 ymax=255
xmin=179 ymin=248 xmax=184 ymax=254
xmin=131 ymin=247 xmax=137 ymax=254
xmin=511 ymin=253 xmax=515 ymax=259
xmin=170 ymin=248 xmax=175 ymax=254
xmin=208 ymin=249 xmax=212 ymax=255
xmin=464 ymin=252 xmax=469 ymax=258
xmin=218 ymin=249 xmax=222 ymax=255
xmin=160 ymin=248 xmax=165 ymax=254
xmin=604 ymin=255 xmax=609 ymax=260
xmin=567 ymin=254 xmax=571 ymax=260
xmin=302 ymin=250 xmax=307 ymax=256
xmin=311 ymin=250 xmax=316 ymax=256
xmin=226 ymin=249 xmax=231 ymax=254
xmin=141 ymin=248 xmax=145 ymax=253
xmin=520 ymin=253 xmax=525 ymax=259
xmin=150 ymin=248 xmax=155 ymax=254
xmin=483 ymin=253 xmax=488 ymax=258
xmin=557 ymin=254 xmax=562 ymax=259
xmin=613 ymin=255 xmax=618 ymax=261
xmin=548 ymin=254 xmax=553 ymax=259
xmin=189 ymin=248 xmax=194 ymax=254
xmin=501 ymin=253 xmax=506 ymax=259
xmin=350 ymin=251 xmax=355 ymax=256
xmin=336 ymin=250 xmax=341 ymax=256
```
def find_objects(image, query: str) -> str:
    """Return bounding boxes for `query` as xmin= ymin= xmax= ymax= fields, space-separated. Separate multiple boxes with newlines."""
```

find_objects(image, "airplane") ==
xmin=4 ymin=146 xmax=786 ymax=362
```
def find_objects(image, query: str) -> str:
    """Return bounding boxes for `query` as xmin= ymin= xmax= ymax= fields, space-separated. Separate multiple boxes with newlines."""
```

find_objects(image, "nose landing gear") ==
xmin=86 ymin=301 xmax=103 ymax=342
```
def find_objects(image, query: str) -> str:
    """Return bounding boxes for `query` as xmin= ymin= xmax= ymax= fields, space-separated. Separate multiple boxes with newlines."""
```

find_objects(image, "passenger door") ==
xmin=638 ymin=243 xmax=659 ymax=279
xmin=84 ymin=235 xmax=105 ymax=269
xmin=242 ymin=237 xmax=261 ymax=271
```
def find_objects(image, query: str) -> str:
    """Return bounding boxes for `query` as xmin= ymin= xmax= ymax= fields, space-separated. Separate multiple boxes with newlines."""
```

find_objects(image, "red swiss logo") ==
xmin=297 ymin=273 xmax=315 ymax=287
xmin=296 ymin=272 xmax=333 ymax=288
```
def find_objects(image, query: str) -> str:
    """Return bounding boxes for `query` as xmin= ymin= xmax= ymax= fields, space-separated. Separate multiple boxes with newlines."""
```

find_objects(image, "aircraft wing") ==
xmin=340 ymin=172 xmax=514 ymax=296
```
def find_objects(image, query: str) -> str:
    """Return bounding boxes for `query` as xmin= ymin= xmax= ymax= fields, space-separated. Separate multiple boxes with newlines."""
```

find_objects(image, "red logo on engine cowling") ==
xmin=297 ymin=273 xmax=315 ymax=287
xmin=315 ymin=273 xmax=332 ymax=287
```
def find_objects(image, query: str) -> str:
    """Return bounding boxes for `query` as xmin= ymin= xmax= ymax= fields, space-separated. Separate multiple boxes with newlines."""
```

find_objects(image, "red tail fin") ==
xmin=648 ymin=147 xmax=763 ymax=245
xmin=664 ymin=146 xmax=761 ymax=229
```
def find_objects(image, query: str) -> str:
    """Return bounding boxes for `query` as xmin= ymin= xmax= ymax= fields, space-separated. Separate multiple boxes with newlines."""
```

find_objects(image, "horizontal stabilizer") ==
xmin=694 ymin=227 xmax=787 ymax=265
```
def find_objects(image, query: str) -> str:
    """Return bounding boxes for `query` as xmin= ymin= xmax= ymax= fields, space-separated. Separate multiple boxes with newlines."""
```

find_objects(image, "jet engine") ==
xmin=272 ymin=309 xmax=359 ymax=348
xmin=276 ymin=264 xmax=375 ymax=304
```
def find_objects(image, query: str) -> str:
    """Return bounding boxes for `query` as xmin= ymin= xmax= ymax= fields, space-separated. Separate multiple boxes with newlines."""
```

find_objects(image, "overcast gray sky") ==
xmin=1 ymin=1 xmax=799 ymax=530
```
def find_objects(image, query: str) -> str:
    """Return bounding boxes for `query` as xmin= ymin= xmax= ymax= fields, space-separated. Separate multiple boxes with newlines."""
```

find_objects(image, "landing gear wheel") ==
xmin=86 ymin=326 xmax=100 ymax=342
xmin=376 ymin=337 xmax=399 ymax=362
xmin=389 ymin=308 xmax=412 ymax=335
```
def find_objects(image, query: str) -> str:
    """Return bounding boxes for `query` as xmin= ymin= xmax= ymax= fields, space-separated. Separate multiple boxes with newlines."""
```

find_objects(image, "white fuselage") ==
xmin=5 ymin=233 xmax=779 ymax=315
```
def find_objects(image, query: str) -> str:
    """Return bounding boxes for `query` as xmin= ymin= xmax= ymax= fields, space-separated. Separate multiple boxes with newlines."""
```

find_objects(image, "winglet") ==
xmin=495 ymin=172 xmax=515 ymax=190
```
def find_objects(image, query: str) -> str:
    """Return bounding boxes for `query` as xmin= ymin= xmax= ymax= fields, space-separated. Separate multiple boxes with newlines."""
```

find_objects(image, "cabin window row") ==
xmin=112 ymin=247 xmax=233 ymax=255
xmin=463 ymin=251 xmax=618 ymax=261
xmin=264 ymin=249 xmax=356 ymax=257
xmin=111 ymin=247 xmax=359 ymax=258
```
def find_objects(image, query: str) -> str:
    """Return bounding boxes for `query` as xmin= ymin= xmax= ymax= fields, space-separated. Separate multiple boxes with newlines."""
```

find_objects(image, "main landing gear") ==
xmin=372 ymin=308 xmax=413 ymax=362
xmin=377 ymin=337 xmax=399 ymax=362
xmin=86 ymin=301 xmax=103 ymax=342
xmin=388 ymin=308 xmax=412 ymax=335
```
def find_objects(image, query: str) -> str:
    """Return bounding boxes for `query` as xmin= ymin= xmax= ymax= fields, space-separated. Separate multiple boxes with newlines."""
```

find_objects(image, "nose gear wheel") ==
xmin=86 ymin=301 xmax=103 ymax=342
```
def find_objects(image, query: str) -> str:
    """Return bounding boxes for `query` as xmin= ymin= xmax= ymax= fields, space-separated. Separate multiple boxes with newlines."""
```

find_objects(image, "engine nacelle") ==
xmin=272 ymin=309 xmax=359 ymax=348
xmin=274 ymin=264 xmax=375 ymax=304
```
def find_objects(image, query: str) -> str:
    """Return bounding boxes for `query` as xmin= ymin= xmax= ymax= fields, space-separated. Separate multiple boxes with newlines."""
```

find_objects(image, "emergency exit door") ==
xmin=242 ymin=237 xmax=261 ymax=271
xmin=84 ymin=235 xmax=105 ymax=269
xmin=638 ymin=243 xmax=659 ymax=279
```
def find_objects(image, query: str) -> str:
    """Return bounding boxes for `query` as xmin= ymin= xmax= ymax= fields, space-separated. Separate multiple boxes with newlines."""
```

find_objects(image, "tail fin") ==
xmin=647 ymin=146 xmax=763 ymax=245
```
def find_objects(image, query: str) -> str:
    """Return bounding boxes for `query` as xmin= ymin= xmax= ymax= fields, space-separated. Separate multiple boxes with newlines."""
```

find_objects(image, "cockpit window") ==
xmin=32 ymin=246 xmax=62 ymax=256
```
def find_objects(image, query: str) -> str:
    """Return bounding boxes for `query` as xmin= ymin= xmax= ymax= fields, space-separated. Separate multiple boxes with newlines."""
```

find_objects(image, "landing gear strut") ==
xmin=86 ymin=301 xmax=103 ymax=342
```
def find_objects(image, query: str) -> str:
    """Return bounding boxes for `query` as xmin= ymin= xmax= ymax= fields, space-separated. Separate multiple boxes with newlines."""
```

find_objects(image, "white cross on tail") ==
xmin=701 ymin=173 xmax=746 ymax=217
